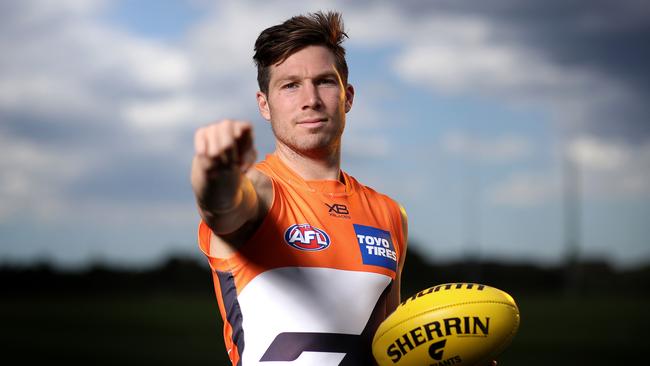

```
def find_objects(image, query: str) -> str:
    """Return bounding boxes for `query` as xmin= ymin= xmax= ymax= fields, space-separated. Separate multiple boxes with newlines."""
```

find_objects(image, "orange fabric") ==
xmin=199 ymin=154 xmax=405 ymax=294
xmin=198 ymin=154 xmax=406 ymax=365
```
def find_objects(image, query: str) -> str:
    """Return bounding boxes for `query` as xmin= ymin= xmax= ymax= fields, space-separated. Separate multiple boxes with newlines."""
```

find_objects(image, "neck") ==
xmin=274 ymin=143 xmax=341 ymax=181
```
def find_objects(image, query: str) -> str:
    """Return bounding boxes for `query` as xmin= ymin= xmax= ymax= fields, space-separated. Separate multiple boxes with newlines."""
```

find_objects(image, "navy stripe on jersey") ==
xmin=348 ymin=281 xmax=393 ymax=365
xmin=258 ymin=281 xmax=393 ymax=365
xmin=260 ymin=332 xmax=361 ymax=362
xmin=217 ymin=270 xmax=245 ymax=366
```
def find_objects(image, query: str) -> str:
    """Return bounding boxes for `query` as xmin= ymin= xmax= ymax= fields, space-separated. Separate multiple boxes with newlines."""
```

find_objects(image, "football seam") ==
xmin=373 ymin=300 xmax=517 ymax=345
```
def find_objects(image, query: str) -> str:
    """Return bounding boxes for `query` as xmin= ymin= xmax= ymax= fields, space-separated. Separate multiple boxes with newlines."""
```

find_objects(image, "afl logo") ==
xmin=284 ymin=224 xmax=331 ymax=251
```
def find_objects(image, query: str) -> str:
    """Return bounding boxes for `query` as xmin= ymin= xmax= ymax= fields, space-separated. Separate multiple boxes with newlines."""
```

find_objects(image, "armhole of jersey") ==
xmin=198 ymin=220 xmax=212 ymax=257
xmin=388 ymin=198 xmax=407 ymax=270
xmin=198 ymin=220 xmax=233 ymax=272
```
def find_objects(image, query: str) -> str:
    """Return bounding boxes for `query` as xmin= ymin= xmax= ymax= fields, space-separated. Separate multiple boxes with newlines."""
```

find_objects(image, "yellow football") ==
xmin=373 ymin=283 xmax=520 ymax=366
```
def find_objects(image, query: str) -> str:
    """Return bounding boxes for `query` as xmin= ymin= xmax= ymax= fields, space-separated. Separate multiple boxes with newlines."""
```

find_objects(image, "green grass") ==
xmin=498 ymin=293 xmax=648 ymax=365
xmin=2 ymin=293 xmax=229 ymax=365
xmin=3 ymin=292 xmax=648 ymax=365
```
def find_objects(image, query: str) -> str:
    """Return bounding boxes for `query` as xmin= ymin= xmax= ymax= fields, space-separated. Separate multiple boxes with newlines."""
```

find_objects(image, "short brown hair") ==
xmin=253 ymin=11 xmax=349 ymax=94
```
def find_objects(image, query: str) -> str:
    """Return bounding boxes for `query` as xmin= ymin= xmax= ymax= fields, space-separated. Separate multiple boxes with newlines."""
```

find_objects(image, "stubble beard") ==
xmin=271 ymin=119 xmax=344 ymax=160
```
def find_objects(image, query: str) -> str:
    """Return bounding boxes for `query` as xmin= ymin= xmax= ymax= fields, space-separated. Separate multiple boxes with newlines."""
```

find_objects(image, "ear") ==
xmin=256 ymin=91 xmax=271 ymax=121
xmin=344 ymin=83 xmax=355 ymax=113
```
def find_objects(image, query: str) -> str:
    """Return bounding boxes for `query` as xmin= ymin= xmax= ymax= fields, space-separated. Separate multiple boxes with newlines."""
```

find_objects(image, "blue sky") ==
xmin=1 ymin=0 xmax=649 ymax=269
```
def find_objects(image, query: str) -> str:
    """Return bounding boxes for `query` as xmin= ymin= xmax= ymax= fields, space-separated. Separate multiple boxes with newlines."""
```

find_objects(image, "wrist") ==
xmin=210 ymin=186 xmax=244 ymax=214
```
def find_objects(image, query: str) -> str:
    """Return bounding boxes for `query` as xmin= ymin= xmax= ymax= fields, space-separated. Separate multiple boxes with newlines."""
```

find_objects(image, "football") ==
xmin=372 ymin=283 xmax=520 ymax=366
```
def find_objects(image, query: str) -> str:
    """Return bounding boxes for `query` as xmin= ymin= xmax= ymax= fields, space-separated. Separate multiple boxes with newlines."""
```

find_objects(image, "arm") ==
xmin=191 ymin=119 xmax=259 ymax=236
xmin=386 ymin=205 xmax=408 ymax=313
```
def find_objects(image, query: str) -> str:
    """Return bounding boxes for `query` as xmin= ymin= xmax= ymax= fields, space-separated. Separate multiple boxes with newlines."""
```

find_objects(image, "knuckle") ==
xmin=208 ymin=123 xmax=220 ymax=132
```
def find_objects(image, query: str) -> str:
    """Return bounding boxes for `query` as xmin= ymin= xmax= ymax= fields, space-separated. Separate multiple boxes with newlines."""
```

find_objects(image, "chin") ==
xmin=286 ymin=138 xmax=334 ymax=155
xmin=276 ymin=128 xmax=342 ymax=155
xmin=305 ymin=142 xmax=341 ymax=157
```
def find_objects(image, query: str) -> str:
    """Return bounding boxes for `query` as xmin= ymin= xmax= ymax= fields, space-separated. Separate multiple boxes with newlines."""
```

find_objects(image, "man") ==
xmin=191 ymin=12 xmax=407 ymax=365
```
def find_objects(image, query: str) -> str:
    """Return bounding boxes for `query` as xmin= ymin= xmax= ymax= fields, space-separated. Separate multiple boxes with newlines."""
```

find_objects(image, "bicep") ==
xmin=386 ymin=272 xmax=402 ymax=314
xmin=390 ymin=204 xmax=408 ymax=310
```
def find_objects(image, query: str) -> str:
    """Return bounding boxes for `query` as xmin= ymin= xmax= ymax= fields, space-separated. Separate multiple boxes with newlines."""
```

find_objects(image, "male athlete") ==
xmin=191 ymin=12 xmax=407 ymax=365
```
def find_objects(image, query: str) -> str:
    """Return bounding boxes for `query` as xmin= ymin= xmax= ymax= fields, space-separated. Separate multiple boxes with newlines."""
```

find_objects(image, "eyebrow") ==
xmin=274 ymin=71 xmax=341 ymax=85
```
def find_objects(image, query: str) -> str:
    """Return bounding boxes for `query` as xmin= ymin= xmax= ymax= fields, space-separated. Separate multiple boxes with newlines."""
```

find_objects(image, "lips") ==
xmin=297 ymin=117 xmax=327 ymax=124
xmin=296 ymin=117 xmax=328 ymax=129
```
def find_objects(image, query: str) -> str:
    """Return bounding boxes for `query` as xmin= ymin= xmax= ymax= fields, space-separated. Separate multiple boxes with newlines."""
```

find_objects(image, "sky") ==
xmin=1 ymin=0 xmax=649 ymax=269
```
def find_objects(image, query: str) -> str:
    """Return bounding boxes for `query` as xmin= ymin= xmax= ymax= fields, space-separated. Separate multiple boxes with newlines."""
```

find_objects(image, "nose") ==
xmin=301 ymin=81 xmax=322 ymax=110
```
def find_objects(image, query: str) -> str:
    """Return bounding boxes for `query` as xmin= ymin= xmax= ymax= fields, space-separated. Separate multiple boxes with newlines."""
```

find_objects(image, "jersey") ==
xmin=198 ymin=154 xmax=406 ymax=365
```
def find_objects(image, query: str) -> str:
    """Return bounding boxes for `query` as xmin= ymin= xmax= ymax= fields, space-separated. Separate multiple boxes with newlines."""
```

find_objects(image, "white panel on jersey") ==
xmin=237 ymin=267 xmax=391 ymax=365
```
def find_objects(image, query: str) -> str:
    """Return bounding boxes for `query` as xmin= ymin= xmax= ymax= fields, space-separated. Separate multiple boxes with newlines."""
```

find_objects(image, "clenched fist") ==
xmin=191 ymin=120 xmax=258 ymax=218
xmin=193 ymin=119 xmax=257 ymax=173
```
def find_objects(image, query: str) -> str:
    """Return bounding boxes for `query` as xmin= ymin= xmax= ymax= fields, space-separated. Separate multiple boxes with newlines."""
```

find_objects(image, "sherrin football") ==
xmin=372 ymin=283 xmax=520 ymax=366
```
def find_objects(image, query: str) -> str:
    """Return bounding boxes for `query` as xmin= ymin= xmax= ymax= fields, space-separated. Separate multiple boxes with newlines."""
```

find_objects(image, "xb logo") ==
xmin=428 ymin=339 xmax=447 ymax=361
xmin=326 ymin=203 xmax=349 ymax=215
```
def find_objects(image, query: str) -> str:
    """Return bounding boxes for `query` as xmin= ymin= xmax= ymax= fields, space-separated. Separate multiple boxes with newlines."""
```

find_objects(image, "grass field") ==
xmin=2 ymin=291 xmax=647 ymax=365
xmin=500 ymin=293 xmax=647 ymax=365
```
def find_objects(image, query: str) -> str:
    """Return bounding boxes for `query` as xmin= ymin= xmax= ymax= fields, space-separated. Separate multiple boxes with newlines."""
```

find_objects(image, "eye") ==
xmin=317 ymin=78 xmax=338 ymax=86
xmin=282 ymin=82 xmax=298 ymax=89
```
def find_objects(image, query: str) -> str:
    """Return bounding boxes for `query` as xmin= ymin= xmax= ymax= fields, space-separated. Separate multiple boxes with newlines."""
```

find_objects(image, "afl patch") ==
xmin=284 ymin=224 xmax=331 ymax=251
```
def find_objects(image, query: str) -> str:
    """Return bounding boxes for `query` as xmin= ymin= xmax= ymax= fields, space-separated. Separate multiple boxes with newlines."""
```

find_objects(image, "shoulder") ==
xmin=349 ymin=173 xmax=402 ymax=209
xmin=246 ymin=166 xmax=273 ymax=204
xmin=242 ymin=166 xmax=274 ymax=227
xmin=349 ymin=173 xmax=408 ymax=238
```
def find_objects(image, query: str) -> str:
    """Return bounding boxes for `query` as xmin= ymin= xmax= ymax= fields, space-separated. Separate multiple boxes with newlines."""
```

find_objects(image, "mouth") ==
xmin=297 ymin=117 xmax=327 ymax=127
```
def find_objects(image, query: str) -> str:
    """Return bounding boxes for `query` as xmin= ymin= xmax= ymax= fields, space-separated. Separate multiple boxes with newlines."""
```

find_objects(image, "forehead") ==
xmin=269 ymin=45 xmax=339 ymax=82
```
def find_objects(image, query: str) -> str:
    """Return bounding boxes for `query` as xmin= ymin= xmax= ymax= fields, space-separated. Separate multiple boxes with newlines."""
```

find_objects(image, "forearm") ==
xmin=191 ymin=158 xmax=258 ymax=234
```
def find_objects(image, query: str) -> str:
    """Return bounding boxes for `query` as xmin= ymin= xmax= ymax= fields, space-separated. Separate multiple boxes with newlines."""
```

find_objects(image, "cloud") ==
xmin=0 ymin=0 xmax=349 ymax=229
xmin=490 ymin=135 xmax=650 ymax=206
xmin=489 ymin=172 xmax=560 ymax=207
xmin=123 ymin=95 xmax=198 ymax=129
xmin=111 ymin=37 xmax=194 ymax=92
xmin=0 ymin=0 xmax=107 ymax=28
xmin=569 ymin=137 xmax=627 ymax=170
xmin=0 ymin=0 xmax=202 ymax=228
xmin=569 ymin=136 xmax=650 ymax=198
xmin=0 ymin=2 xmax=199 ymax=139
xmin=376 ymin=0 xmax=650 ymax=144
xmin=393 ymin=0 xmax=650 ymax=92
xmin=441 ymin=131 xmax=532 ymax=164
xmin=0 ymin=132 xmax=87 ymax=220
xmin=344 ymin=134 xmax=391 ymax=158
xmin=391 ymin=15 xmax=574 ymax=96
xmin=1 ymin=0 xmax=647 ymax=267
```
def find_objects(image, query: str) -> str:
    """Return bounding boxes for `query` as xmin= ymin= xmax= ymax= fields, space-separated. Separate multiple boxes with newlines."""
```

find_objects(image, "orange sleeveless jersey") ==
xmin=198 ymin=154 xmax=406 ymax=365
